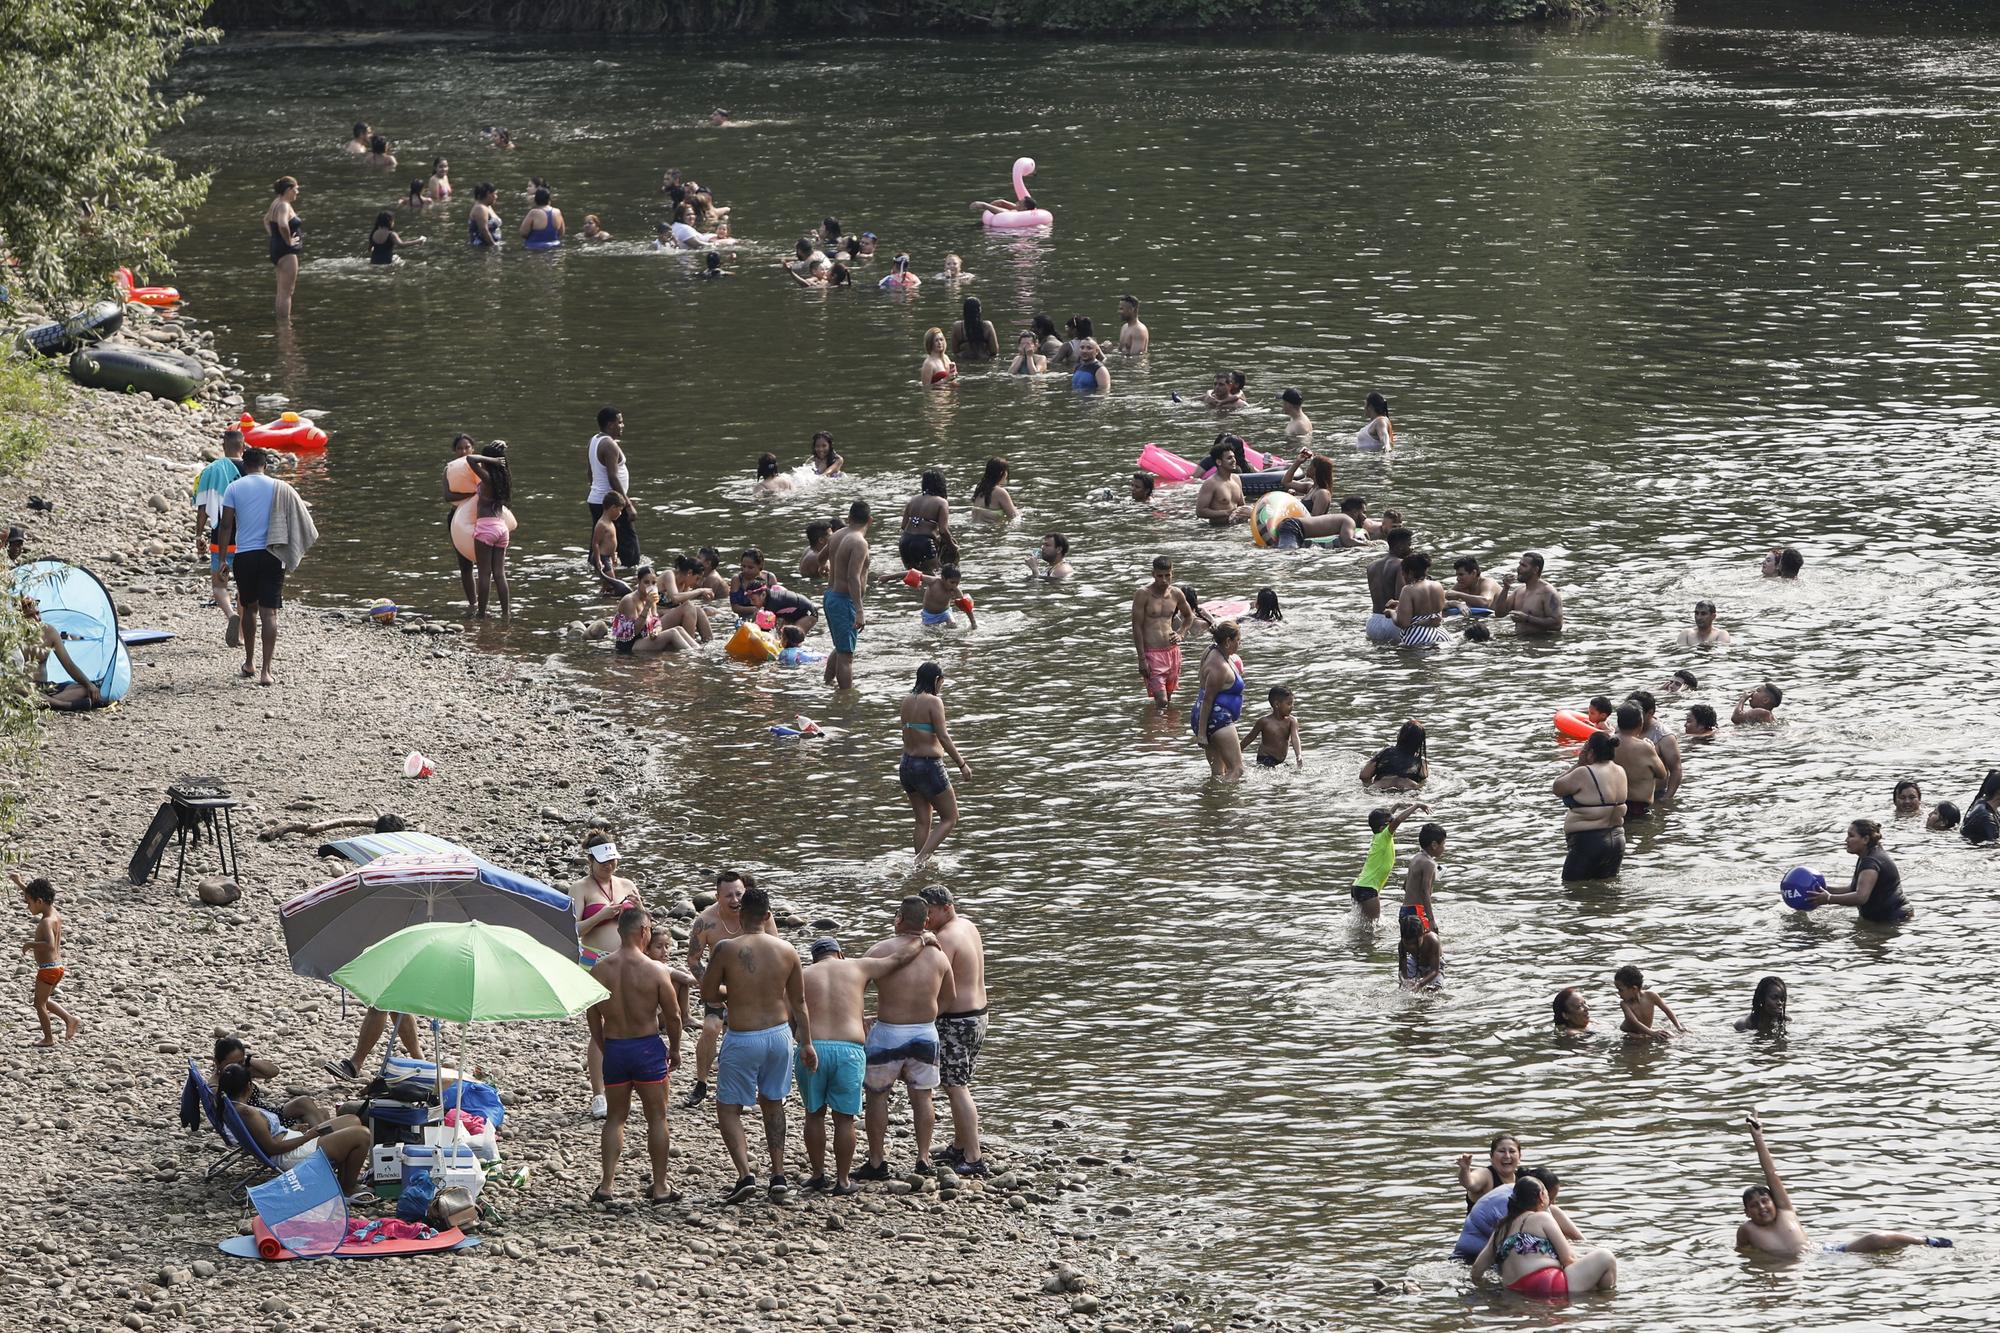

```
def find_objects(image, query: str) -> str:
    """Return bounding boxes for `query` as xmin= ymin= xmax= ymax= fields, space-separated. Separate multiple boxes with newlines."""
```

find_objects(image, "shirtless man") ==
xmin=822 ymin=500 xmax=871 ymax=690
xmin=587 ymin=907 xmax=684 ymax=1203
xmin=1114 ymin=295 xmax=1150 ymax=354
xmin=855 ymin=897 xmax=954 ymax=1180
xmin=1196 ymin=446 xmax=1251 ymax=525
xmin=1281 ymin=494 xmax=1369 ymax=548
xmin=1493 ymin=552 xmax=1563 ymax=634
xmin=921 ymin=885 xmax=989 ymax=1177
xmin=700 ymin=886 xmax=814 ymax=1204
xmin=1132 ymin=556 xmax=1196 ymax=708
xmin=1025 ymin=532 xmax=1073 ymax=580
xmin=1445 ymin=556 xmax=1502 ymax=609
xmin=1737 ymin=1110 xmax=1947 ymax=1257
xmin=796 ymin=931 xmax=931 ymax=1193
xmin=1679 ymin=599 xmax=1732 ymax=647
xmin=1626 ymin=690 xmax=1684 ymax=798
xmin=1391 ymin=551 xmax=1448 ymax=649
xmin=1278 ymin=388 xmax=1313 ymax=437
xmin=1612 ymin=703 xmax=1668 ymax=820
xmin=681 ymin=871 xmax=780 ymax=1110
xmin=1364 ymin=529 xmax=1413 ymax=644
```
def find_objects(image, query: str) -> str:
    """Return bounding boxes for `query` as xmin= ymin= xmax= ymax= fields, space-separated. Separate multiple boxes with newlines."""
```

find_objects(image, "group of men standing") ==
xmin=588 ymin=880 xmax=990 ymax=1204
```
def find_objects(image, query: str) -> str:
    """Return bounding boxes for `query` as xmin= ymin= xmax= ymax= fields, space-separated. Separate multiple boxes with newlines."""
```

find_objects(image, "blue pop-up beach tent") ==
xmin=10 ymin=558 xmax=131 ymax=702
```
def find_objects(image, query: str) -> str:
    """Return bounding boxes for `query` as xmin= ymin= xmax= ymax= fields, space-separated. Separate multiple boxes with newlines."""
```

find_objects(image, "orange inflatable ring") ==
xmin=1553 ymin=710 xmax=1602 ymax=742
xmin=115 ymin=267 xmax=181 ymax=307
xmin=239 ymin=411 xmax=328 ymax=452
xmin=450 ymin=499 xmax=517 ymax=562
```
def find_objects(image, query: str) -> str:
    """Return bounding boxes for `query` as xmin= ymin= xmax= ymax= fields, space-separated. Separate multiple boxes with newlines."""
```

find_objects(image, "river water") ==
xmin=162 ymin=8 xmax=2000 ymax=1326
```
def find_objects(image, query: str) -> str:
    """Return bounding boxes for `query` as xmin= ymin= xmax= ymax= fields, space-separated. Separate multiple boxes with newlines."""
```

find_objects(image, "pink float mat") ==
xmin=217 ymin=1218 xmax=479 ymax=1262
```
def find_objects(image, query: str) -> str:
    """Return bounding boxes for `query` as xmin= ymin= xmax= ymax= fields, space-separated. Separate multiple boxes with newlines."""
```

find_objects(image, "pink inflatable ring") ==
xmin=982 ymin=157 xmax=1053 ymax=230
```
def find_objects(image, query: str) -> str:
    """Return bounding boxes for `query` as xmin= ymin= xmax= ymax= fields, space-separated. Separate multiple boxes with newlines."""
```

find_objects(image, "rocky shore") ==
xmin=0 ymin=311 xmax=1232 ymax=1333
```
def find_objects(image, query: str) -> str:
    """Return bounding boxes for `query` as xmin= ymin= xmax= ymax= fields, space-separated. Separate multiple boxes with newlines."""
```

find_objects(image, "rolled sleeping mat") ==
xmin=68 ymin=344 xmax=203 ymax=399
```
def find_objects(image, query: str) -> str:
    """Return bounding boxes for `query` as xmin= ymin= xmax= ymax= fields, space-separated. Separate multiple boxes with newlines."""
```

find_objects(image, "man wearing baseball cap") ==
xmin=921 ymin=886 xmax=990 ymax=1177
xmin=796 ymin=930 xmax=933 ymax=1193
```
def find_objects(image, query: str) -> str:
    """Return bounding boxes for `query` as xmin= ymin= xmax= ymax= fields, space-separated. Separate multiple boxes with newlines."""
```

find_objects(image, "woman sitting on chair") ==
xmin=219 ymin=1062 xmax=377 ymax=1201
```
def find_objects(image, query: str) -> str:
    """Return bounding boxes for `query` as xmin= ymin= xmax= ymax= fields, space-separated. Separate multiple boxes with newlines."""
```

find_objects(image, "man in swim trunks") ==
xmin=701 ymin=886 xmax=815 ymax=1204
xmin=823 ymin=500 xmax=871 ymax=690
xmin=922 ymin=885 xmax=990 ymax=1177
xmin=1278 ymin=495 xmax=1369 ymax=548
xmin=796 ymin=931 xmax=932 ymax=1193
xmin=1678 ymin=599 xmax=1732 ymax=647
xmin=1392 ymin=551 xmax=1447 ymax=648
xmin=587 ymin=907 xmax=684 ymax=1203
xmin=1114 ymin=295 xmax=1149 ymax=355
xmin=1612 ymin=703 xmax=1667 ymax=819
xmin=1445 ymin=555 xmax=1501 ymax=609
xmin=1195 ymin=446 xmax=1252 ymax=525
xmin=1132 ymin=556 xmax=1195 ymax=709
xmin=855 ymin=897 xmax=955 ymax=1181
xmin=681 ymin=871 xmax=781 ymax=1110
xmin=1493 ymin=552 xmax=1563 ymax=634
xmin=1278 ymin=387 xmax=1313 ymax=437
xmin=1364 ymin=529 xmax=1414 ymax=644
xmin=218 ymin=448 xmax=291 ymax=687
xmin=1737 ymin=1110 xmax=1947 ymax=1257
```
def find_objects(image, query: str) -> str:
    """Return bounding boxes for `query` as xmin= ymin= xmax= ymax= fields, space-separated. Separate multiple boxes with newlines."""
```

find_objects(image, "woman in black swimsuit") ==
xmin=899 ymin=470 xmax=955 ymax=572
xmin=1360 ymin=719 xmax=1428 ymax=791
xmin=264 ymin=177 xmax=302 ymax=321
xmin=1808 ymin=820 xmax=1912 ymax=924
xmin=367 ymin=210 xmax=424 ymax=266
xmin=1554 ymin=732 xmax=1628 ymax=881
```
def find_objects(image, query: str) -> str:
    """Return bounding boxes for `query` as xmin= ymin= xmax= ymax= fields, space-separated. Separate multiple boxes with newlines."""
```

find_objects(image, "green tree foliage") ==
xmin=0 ymin=0 xmax=217 ymax=307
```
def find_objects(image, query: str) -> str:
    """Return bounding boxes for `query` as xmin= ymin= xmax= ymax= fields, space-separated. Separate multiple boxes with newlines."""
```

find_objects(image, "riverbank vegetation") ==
xmin=205 ymin=0 xmax=1663 ymax=35
xmin=0 ymin=0 xmax=216 ymax=306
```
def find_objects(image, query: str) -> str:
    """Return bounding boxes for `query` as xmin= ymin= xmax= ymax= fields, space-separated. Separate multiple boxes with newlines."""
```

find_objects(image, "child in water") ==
xmin=1401 ymin=823 xmax=1445 ymax=933
xmin=776 ymin=625 xmax=820 ymax=667
xmin=1250 ymin=588 xmax=1283 ymax=622
xmin=913 ymin=565 xmax=977 ymax=630
xmin=1248 ymin=685 xmax=1303 ymax=769
xmin=15 ymin=873 xmax=79 ymax=1045
xmin=1613 ymin=964 xmax=1684 ymax=1037
xmin=1349 ymin=802 xmax=1426 ymax=921
xmin=1737 ymin=1110 xmax=1949 ymax=1257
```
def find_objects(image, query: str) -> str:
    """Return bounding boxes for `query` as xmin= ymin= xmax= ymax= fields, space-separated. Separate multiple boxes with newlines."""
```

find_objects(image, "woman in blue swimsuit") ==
xmin=1070 ymin=338 xmax=1110 ymax=393
xmin=1189 ymin=622 xmax=1246 ymax=779
xmin=519 ymin=186 xmax=564 ymax=250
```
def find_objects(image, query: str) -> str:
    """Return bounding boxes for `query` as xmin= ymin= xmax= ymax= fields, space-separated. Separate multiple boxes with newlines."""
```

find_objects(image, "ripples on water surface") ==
xmin=166 ymin=9 xmax=2000 ymax=1325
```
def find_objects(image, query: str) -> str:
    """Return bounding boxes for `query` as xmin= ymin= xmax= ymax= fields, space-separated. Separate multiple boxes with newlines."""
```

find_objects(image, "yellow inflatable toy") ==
xmin=725 ymin=622 xmax=781 ymax=664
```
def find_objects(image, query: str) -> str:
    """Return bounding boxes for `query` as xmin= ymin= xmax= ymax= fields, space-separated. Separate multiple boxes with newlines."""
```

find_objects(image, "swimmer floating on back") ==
xmin=1737 ymin=1110 xmax=1949 ymax=1257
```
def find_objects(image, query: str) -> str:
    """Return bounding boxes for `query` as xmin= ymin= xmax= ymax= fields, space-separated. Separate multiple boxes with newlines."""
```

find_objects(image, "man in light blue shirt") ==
xmin=1453 ymin=1166 xmax=1584 ymax=1261
xmin=219 ymin=449 xmax=283 ymax=685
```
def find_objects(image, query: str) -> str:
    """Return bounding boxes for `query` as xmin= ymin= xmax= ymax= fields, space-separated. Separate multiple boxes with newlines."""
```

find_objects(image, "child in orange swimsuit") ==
xmin=15 ymin=873 xmax=79 ymax=1046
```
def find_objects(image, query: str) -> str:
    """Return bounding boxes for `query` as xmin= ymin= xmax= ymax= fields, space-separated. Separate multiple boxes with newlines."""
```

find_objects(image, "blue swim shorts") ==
xmin=717 ymin=1022 xmax=795 ymax=1106
xmin=823 ymin=589 xmax=859 ymax=655
xmin=796 ymin=1039 xmax=864 ymax=1116
xmin=602 ymin=1033 xmax=667 ymax=1087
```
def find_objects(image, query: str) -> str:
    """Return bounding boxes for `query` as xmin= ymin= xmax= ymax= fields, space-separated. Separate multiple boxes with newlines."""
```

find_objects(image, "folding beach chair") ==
xmin=179 ymin=1062 xmax=250 ymax=1183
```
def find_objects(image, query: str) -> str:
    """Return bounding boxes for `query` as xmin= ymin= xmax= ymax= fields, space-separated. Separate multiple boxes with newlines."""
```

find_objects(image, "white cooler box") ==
xmin=369 ymin=1142 xmax=485 ymax=1198
xmin=425 ymin=1119 xmax=499 ymax=1162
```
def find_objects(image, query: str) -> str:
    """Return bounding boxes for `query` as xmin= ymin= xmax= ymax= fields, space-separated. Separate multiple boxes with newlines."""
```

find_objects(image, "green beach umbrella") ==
xmin=332 ymin=919 xmax=607 ymax=1023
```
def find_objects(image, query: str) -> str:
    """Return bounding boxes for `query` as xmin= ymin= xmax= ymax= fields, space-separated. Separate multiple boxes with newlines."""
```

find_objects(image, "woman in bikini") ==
xmin=426 ymin=157 xmax=452 ymax=200
xmin=1189 ymin=622 xmax=1247 ymax=780
xmin=949 ymin=297 xmax=1000 ymax=362
xmin=264 ymin=177 xmax=303 ymax=322
xmin=464 ymin=449 xmax=513 ymax=622
xmin=611 ymin=568 xmax=699 ymax=655
xmin=900 ymin=662 xmax=972 ymax=860
xmin=919 ymin=328 xmax=956 ymax=387
xmin=1554 ymin=731 xmax=1629 ymax=881
xmin=1469 ymin=1177 xmax=1618 ymax=1299
xmin=899 ymin=471 xmax=955 ymax=572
